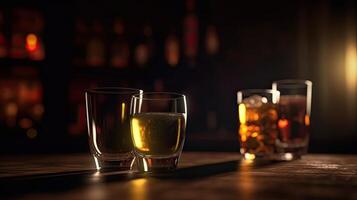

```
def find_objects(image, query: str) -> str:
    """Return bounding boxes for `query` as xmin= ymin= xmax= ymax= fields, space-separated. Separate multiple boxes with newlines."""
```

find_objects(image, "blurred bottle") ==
xmin=26 ymin=10 xmax=45 ymax=61
xmin=134 ymin=25 xmax=154 ymax=68
xmin=165 ymin=29 xmax=180 ymax=67
xmin=73 ymin=18 xmax=88 ymax=66
xmin=205 ymin=25 xmax=219 ymax=55
xmin=10 ymin=9 xmax=45 ymax=60
xmin=10 ymin=9 xmax=27 ymax=59
xmin=110 ymin=18 xmax=129 ymax=68
xmin=183 ymin=0 xmax=198 ymax=67
xmin=26 ymin=33 xmax=45 ymax=61
xmin=0 ymin=10 xmax=7 ymax=58
xmin=86 ymin=20 xmax=106 ymax=67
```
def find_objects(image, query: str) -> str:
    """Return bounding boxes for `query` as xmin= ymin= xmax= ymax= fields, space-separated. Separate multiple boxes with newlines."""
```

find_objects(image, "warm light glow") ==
xmin=33 ymin=104 xmax=45 ymax=119
xmin=240 ymin=124 xmax=248 ymax=134
xmin=283 ymin=153 xmax=294 ymax=161
xmin=131 ymin=118 xmax=149 ymax=152
xmin=304 ymin=115 xmax=310 ymax=126
xmin=206 ymin=25 xmax=219 ymax=55
xmin=244 ymin=153 xmax=256 ymax=160
xmin=121 ymin=103 xmax=126 ymax=123
xmin=26 ymin=33 xmax=38 ymax=52
xmin=26 ymin=128 xmax=38 ymax=139
xmin=239 ymin=103 xmax=246 ymax=124
xmin=346 ymin=43 xmax=357 ymax=89
xmin=241 ymin=135 xmax=247 ymax=142
xmin=19 ymin=118 xmax=33 ymax=129
xmin=5 ymin=102 xmax=18 ymax=117
xmin=346 ymin=43 xmax=357 ymax=99
xmin=251 ymin=132 xmax=258 ymax=138
xmin=130 ymin=178 xmax=148 ymax=200
xmin=165 ymin=36 xmax=180 ymax=67
xmin=278 ymin=119 xmax=289 ymax=129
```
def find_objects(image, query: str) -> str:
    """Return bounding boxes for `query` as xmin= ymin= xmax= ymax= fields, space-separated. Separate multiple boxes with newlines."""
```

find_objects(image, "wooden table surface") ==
xmin=1 ymin=152 xmax=357 ymax=200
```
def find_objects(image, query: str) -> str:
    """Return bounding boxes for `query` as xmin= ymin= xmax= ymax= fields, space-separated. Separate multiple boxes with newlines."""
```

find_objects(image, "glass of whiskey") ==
xmin=272 ymin=79 xmax=312 ymax=160
xmin=237 ymin=89 xmax=280 ymax=160
xmin=130 ymin=92 xmax=187 ymax=172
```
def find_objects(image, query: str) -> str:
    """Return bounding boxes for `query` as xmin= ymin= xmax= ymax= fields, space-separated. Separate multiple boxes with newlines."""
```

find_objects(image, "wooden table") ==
xmin=1 ymin=152 xmax=357 ymax=200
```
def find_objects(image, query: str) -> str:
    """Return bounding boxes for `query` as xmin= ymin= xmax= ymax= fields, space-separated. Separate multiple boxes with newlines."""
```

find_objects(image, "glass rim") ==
xmin=273 ymin=79 xmax=312 ymax=88
xmin=85 ymin=87 xmax=143 ymax=95
xmin=132 ymin=92 xmax=186 ymax=100
xmin=237 ymin=89 xmax=279 ymax=95
xmin=237 ymin=89 xmax=280 ymax=104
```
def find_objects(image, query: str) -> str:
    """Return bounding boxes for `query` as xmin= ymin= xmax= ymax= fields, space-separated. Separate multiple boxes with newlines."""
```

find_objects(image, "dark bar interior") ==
xmin=1 ymin=0 xmax=356 ymax=154
xmin=0 ymin=0 xmax=357 ymax=199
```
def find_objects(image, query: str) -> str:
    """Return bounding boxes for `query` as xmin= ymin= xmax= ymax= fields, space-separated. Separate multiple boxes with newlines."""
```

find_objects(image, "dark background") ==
xmin=0 ymin=0 xmax=356 ymax=154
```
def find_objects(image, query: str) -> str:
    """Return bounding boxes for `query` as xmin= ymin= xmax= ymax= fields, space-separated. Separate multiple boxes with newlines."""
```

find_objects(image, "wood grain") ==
xmin=1 ymin=153 xmax=357 ymax=200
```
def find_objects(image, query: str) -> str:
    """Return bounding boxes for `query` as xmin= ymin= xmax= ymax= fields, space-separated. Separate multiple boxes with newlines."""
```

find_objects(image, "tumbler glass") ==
xmin=85 ymin=87 xmax=143 ymax=171
xmin=237 ymin=89 xmax=280 ymax=160
xmin=130 ymin=92 xmax=187 ymax=172
xmin=272 ymin=79 xmax=312 ymax=160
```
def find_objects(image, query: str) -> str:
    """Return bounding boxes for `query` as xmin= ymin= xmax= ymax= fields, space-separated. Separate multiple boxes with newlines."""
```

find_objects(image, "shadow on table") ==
xmin=0 ymin=158 xmax=284 ymax=197
xmin=150 ymin=159 xmax=283 ymax=180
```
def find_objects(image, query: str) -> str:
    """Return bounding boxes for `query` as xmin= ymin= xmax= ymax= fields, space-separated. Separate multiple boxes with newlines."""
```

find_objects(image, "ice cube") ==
xmin=243 ymin=95 xmax=265 ymax=108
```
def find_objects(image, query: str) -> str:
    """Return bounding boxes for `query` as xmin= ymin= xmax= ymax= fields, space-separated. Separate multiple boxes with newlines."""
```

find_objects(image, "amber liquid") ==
xmin=130 ymin=112 xmax=186 ymax=157
xmin=239 ymin=102 xmax=278 ymax=157
xmin=276 ymin=95 xmax=309 ymax=153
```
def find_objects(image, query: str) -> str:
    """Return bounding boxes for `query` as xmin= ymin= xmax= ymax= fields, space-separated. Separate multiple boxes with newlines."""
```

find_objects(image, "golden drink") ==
xmin=239 ymin=101 xmax=278 ymax=158
xmin=130 ymin=112 xmax=186 ymax=156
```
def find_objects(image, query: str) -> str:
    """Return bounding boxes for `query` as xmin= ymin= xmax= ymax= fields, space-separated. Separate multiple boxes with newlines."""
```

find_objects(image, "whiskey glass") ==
xmin=130 ymin=92 xmax=187 ymax=172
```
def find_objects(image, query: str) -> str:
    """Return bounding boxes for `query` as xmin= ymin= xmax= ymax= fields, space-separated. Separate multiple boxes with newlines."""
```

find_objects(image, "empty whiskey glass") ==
xmin=85 ymin=87 xmax=143 ymax=171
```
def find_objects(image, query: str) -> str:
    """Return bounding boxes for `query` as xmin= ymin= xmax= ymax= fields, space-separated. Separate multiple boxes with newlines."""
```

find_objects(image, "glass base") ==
xmin=242 ymin=152 xmax=272 ymax=161
xmin=271 ymin=153 xmax=301 ymax=161
xmin=242 ymin=152 xmax=303 ymax=161
xmin=135 ymin=156 xmax=179 ymax=173
xmin=274 ymin=147 xmax=307 ymax=161
xmin=93 ymin=156 xmax=134 ymax=172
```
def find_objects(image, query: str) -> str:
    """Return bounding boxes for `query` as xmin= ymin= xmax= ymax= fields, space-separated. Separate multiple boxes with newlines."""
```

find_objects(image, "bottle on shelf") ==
xmin=0 ymin=10 xmax=7 ymax=58
xmin=205 ymin=25 xmax=219 ymax=55
xmin=134 ymin=24 xmax=154 ymax=68
xmin=165 ymin=29 xmax=180 ymax=67
xmin=110 ymin=18 xmax=130 ymax=68
xmin=26 ymin=10 xmax=45 ymax=61
xmin=183 ymin=0 xmax=199 ymax=67
xmin=10 ymin=9 xmax=27 ymax=59
xmin=26 ymin=33 xmax=45 ymax=61
xmin=10 ymin=8 xmax=45 ymax=60
xmin=86 ymin=20 xmax=106 ymax=67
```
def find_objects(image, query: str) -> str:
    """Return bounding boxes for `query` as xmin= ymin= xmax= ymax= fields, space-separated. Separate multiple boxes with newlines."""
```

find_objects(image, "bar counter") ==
xmin=1 ymin=152 xmax=357 ymax=199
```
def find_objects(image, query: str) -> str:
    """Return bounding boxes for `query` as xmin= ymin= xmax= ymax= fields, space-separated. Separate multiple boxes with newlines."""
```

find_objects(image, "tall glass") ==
xmin=237 ymin=89 xmax=280 ymax=160
xmin=272 ymin=79 xmax=312 ymax=160
xmin=85 ymin=87 xmax=143 ymax=171
xmin=130 ymin=92 xmax=187 ymax=172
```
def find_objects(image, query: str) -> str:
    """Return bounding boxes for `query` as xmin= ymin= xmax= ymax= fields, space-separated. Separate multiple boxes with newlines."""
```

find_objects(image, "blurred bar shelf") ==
xmin=71 ymin=65 xmax=200 ymax=79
